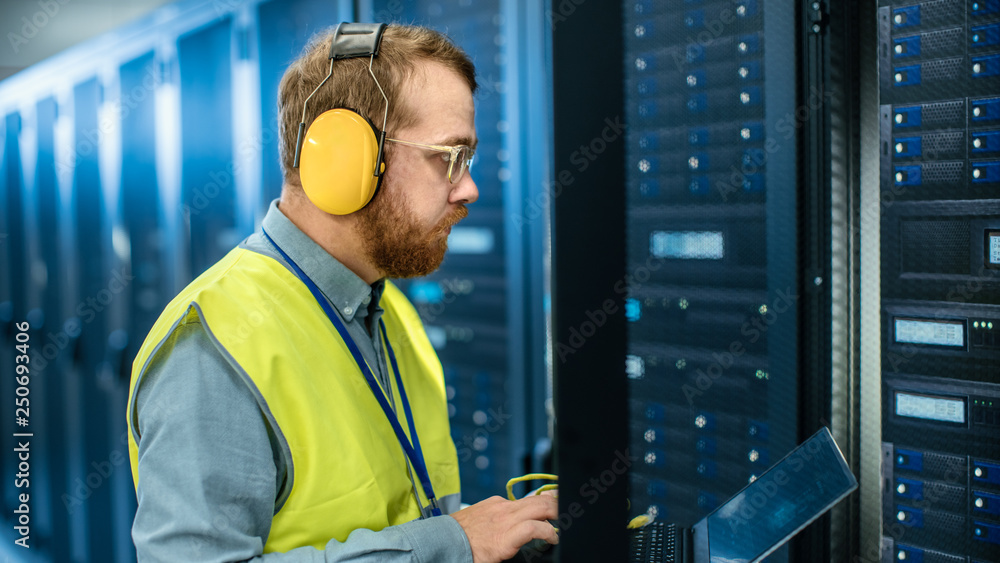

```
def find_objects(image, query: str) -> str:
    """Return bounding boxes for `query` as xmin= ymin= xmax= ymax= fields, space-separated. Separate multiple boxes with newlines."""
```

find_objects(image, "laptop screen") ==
xmin=703 ymin=427 xmax=858 ymax=563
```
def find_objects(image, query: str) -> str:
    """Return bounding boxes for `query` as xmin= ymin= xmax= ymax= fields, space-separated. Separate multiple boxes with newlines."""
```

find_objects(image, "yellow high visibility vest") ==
xmin=127 ymin=247 xmax=461 ymax=552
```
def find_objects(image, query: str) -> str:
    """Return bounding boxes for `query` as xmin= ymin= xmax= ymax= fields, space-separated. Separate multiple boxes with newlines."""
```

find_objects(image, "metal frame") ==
xmin=551 ymin=0 xmax=628 ymax=559
xmin=859 ymin=0 xmax=884 ymax=557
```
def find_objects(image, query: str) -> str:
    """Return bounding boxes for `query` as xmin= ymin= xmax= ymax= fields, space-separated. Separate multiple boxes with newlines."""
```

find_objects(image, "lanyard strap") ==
xmin=379 ymin=321 xmax=431 ymax=482
xmin=261 ymin=228 xmax=442 ymax=516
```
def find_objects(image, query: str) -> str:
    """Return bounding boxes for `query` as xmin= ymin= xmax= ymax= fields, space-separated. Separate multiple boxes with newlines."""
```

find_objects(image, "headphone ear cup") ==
xmin=299 ymin=108 xmax=384 ymax=215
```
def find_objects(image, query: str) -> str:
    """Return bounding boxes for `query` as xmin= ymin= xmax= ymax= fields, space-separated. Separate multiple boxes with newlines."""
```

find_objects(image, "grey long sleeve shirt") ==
xmin=130 ymin=200 xmax=471 ymax=562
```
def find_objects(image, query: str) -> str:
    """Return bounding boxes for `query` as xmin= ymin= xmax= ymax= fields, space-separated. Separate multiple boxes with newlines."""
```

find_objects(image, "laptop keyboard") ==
xmin=629 ymin=521 xmax=678 ymax=563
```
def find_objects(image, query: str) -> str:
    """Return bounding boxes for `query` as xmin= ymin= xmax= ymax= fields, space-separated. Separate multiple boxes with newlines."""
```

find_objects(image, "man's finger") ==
xmin=527 ymin=520 xmax=560 ymax=545
xmin=512 ymin=519 xmax=559 ymax=546
xmin=511 ymin=494 xmax=559 ymax=521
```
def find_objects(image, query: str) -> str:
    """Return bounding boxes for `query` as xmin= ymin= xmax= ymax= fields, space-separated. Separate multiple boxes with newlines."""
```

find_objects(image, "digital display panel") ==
xmin=895 ymin=391 xmax=966 ymax=424
xmin=988 ymin=230 xmax=1000 ymax=268
xmin=649 ymin=231 xmax=724 ymax=260
xmin=894 ymin=318 xmax=965 ymax=348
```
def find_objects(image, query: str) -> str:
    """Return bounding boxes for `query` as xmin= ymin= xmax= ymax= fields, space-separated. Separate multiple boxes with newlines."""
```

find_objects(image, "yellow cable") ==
xmin=534 ymin=484 xmax=559 ymax=496
xmin=505 ymin=473 xmax=558 ymax=501
xmin=505 ymin=473 xmax=654 ymax=531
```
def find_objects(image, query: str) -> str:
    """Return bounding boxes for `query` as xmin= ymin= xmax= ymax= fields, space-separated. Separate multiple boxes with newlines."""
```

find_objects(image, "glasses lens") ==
xmin=449 ymin=147 xmax=466 ymax=184
xmin=450 ymin=147 xmax=473 ymax=183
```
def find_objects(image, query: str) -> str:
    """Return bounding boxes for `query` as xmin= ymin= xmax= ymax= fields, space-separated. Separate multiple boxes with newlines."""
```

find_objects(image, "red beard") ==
xmin=355 ymin=185 xmax=468 ymax=279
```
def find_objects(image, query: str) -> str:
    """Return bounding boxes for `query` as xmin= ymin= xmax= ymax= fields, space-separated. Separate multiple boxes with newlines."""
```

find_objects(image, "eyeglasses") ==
xmin=385 ymin=138 xmax=476 ymax=184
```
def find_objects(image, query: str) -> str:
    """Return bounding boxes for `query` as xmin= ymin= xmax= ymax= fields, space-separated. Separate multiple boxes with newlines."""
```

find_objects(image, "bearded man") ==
xmin=127 ymin=23 xmax=557 ymax=563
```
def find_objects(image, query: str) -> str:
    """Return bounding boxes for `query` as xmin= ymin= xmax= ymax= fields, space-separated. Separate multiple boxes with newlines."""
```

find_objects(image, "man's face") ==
xmin=355 ymin=60 xmax=478 ymax=279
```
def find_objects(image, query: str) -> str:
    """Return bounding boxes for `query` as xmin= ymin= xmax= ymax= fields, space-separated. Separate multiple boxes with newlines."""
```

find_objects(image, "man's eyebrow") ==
xmin=440 ymin=136 xmax=478 ymax=149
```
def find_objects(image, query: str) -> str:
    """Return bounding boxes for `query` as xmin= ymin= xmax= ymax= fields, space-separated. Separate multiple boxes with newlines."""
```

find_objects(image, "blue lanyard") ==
xmin=261 ymin=228 xmax=442 ymax=517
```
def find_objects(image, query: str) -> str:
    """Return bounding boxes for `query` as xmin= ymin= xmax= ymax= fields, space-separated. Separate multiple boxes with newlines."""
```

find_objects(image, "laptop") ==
xmin=629 ymin=427 xmax=858 ymax=563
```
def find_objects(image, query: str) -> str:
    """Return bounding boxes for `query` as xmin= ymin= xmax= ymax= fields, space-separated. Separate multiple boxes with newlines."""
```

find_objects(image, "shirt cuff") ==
xmin=398 ymin=515 xmax=473 ymax=563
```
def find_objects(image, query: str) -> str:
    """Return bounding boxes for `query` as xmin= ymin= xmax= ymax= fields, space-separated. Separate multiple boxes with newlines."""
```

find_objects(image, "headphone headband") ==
xmin=293 ymin=22 xmax=389 ymax=170
xmin=329 ymin=22 xmax=388 ymax=60
xmin=292 ymin=22 xmax=391 ymax=215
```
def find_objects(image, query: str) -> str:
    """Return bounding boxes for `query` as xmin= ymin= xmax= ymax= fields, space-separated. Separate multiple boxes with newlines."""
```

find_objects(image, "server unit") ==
xmin=878 ymin=1 xmax=1000 ymax=561
xmin=623 ymin=0 xmax=802 ymax=540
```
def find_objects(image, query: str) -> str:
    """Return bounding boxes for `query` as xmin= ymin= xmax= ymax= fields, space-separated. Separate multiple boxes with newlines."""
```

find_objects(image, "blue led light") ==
xmin=892 ymin=6 xmax=921 ymax=28
xmin=972 ymin=54 xmax=1000 ymax=77
xmin=893 ymin=65 xmax=922 ymax=87
xmin=971 ymin=23 xmax=1000 ymax=47
xmin=625 ymin=298 xmax=641 ymax=322
xmin=894 ymin=105 xmax=922 ymax=127
xmin=893 ymin=35 xmax=921 ymax=58
xmin=973 ymin=98 xmax=1000 ymax=122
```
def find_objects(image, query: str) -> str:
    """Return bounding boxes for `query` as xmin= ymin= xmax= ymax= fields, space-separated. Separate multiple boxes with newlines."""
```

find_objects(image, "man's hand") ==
xmin=451 ymin=494 xmax=559 ymax=563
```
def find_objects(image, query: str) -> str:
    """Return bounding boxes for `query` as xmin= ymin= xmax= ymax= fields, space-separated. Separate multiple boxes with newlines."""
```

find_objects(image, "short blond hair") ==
xmin=277 ymin=24 xmax=477 ymax=186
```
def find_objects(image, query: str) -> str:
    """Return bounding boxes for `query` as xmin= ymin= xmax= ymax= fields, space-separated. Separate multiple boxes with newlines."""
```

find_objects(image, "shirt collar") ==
xmin=260 ymin=199 xmax=378 ymax=323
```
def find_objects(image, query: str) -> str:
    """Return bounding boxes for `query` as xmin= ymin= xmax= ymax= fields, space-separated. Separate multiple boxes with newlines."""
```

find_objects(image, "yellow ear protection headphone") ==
xmin=292 ymin=22 xmax=389 ymax=215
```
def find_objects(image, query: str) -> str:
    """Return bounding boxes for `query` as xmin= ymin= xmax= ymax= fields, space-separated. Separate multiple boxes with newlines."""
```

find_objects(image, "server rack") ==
xmin=552 ymin=1 xmax=867 ymax=560
xmin=121 ymin=52 xmax=166 ymax=407
xmin=29 ymin=94 xmax=72 ymax=561
xmin=1 ymin=106 xmax=56 ymax=563
xmin=74 ymin=75 xmax=117 ymax=562
xmin=622 ymin=0 xmax=803 ymax=540
xmin=180 ymin=19 xmax=237 ymax=277
xmin=876 ymin=1 xmax=1000 ymax=561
